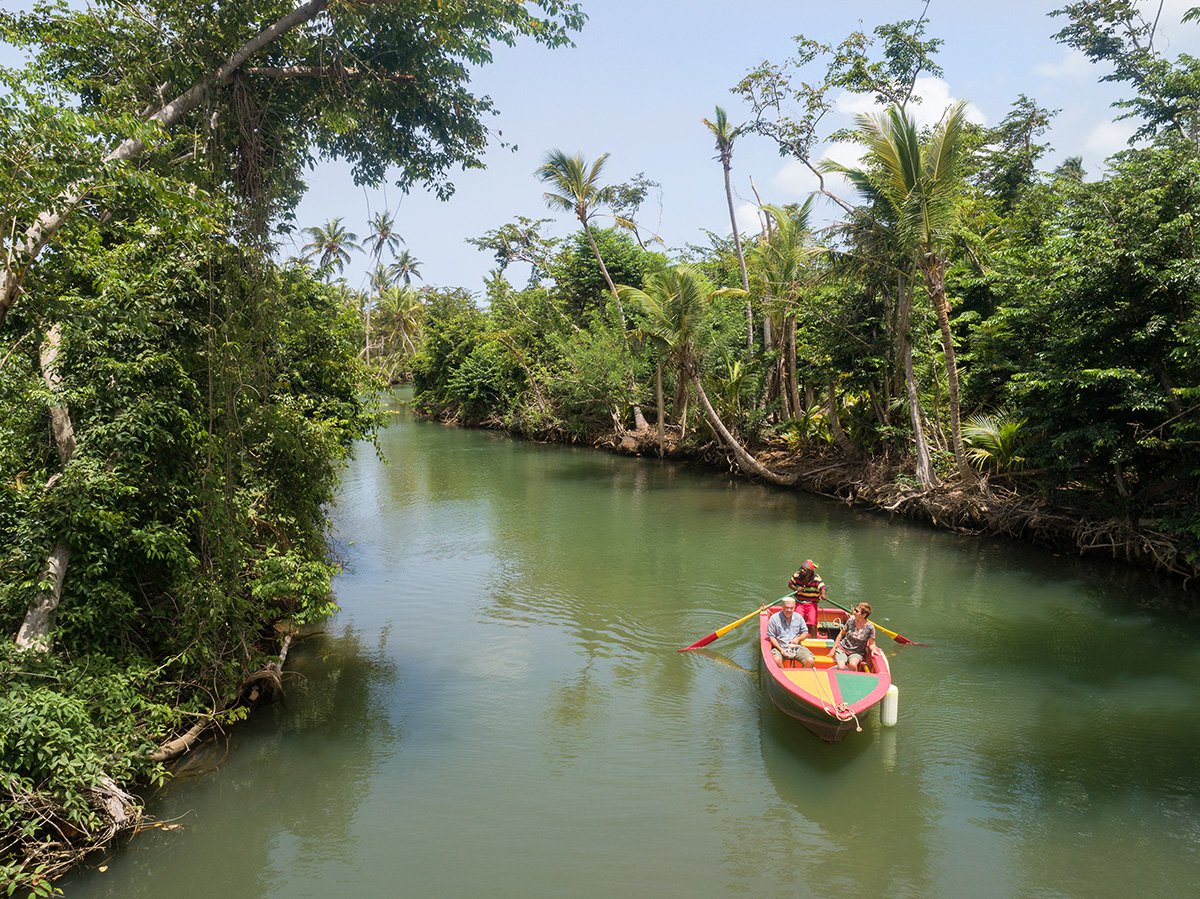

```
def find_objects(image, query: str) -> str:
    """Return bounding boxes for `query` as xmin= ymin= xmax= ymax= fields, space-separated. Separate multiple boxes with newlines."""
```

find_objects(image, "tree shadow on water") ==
xmin=63 ymin=625 xmax=400 ymax=898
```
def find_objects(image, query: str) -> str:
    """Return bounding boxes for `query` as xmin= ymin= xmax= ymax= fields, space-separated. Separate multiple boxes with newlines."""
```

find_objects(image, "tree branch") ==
xmin=243 ymin=64 xmax=415 ymax=82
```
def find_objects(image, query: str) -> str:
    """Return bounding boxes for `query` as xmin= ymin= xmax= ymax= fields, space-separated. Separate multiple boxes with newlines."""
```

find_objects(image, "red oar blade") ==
xmin=678 ymin=632 xmax=719 ymax=652
xmin=678 ymin=605 xmax=766 ymax=652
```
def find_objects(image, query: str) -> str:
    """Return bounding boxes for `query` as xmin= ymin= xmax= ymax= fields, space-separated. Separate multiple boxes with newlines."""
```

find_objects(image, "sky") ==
xmin=287 ymin=0 xmax=1200 ymax=295
xmin=5 ymin=1 xmax=1200 ymax=295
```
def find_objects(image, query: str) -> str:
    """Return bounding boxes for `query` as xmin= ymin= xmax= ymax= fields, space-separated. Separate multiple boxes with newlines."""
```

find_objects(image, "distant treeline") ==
xmin=410 ymin=7 xmax=1199 ymax=575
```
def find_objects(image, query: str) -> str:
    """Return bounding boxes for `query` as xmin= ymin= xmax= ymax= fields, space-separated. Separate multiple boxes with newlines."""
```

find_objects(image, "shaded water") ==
xmin=67 ymin=397 xmax=1199 ymax=897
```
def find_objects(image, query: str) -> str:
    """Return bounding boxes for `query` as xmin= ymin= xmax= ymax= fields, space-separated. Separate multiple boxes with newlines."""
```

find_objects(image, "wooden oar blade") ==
xmin=679 ymin=605 xmax=765 ymax=652
xmin=678 ymin=632 xmax=720 ymax=652
xmin=826 ymin=596 xmax=927 ymax=647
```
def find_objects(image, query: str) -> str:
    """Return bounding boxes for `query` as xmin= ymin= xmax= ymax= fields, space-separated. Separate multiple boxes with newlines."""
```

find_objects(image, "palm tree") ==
xmin=363 ymin=210 xmax=403 ymax=263
xmin=826 ymin=101 xmax=974 ymax=481
xmin=834 ymin=201 xmax=940 ymax=489
xmin=376 ymin=285 xmax=424 ymax=380
xmin=390 ymin=249 xmax=423 ymax=286
xmin=301 ymin=217 xmax=360 ymax=274
xmin=703 ymin=105 xmax=752 ymax=349
xmin=537 ymin=150 xmax=622 ymax=311
xmin=618 ymin=266 xmax=793 ymax=485
xmin=362 ymin=211 xmax=404 ymax=366
xmin=538 ymin=149 xmax=649 ymax=431
xmin=750 ymin=201 xmax=817 ymax=419
xmin=963 ymin=412 xmax=1026 ymax=474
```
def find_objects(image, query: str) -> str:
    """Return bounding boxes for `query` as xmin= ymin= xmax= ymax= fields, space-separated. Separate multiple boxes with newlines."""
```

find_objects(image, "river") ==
xmin=65 ymin=394 xmax=1199 ymax=897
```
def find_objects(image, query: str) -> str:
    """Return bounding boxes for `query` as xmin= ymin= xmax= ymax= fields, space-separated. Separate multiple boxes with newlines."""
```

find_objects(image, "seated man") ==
xmin=766 ymin=596 xmax=815 ymax=668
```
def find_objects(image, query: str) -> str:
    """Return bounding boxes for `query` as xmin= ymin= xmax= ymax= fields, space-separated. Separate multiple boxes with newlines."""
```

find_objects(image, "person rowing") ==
xmin=787 ymin=559 xmax=826 ymax=635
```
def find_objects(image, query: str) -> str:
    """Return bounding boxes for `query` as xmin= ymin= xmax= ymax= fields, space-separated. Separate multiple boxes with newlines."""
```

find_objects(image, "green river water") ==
xmin=65 ymin=395 xmax=1199 ymax=898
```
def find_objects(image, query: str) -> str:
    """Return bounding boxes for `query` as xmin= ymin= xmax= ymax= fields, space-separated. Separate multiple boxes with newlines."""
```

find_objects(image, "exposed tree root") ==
xmin=2 ymin=774 xmax=142 ymax=886
xmin=7 ymin=628 xmax=304 ymax=885
xmin=619 ymin=432 xmax=1199 ymax=586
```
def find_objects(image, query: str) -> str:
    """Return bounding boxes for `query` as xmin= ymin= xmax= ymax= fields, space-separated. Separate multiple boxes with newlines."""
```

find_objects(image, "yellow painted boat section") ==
xmin=783 ymin=669 xmax=836 ymax=698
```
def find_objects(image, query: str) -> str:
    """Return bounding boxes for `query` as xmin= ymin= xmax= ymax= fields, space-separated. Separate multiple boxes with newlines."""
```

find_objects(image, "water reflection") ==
xmin=64 ymin=626 xmax=399 ymax=897
xmin=64 ymin=393 xmax=1200 ymax=898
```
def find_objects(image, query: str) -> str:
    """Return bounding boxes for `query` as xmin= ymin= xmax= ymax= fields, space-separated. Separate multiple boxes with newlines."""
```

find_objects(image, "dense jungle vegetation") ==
xmin=403 ymin=5 xmax=1200 ymax=583
xmin=1 ymin=0 xmax=1198 ymax=891
xmin=0 ymin=0 xmax=584 ymax=890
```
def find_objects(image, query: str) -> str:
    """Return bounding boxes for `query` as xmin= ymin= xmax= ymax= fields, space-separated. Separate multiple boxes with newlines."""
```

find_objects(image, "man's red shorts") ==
xmin=798 ymin=600 xmax=819 ymax=632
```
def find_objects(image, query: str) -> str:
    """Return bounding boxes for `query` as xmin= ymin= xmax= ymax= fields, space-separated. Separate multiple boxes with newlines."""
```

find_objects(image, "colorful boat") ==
xmin=758 ymin=604 xmax=893 ymax=743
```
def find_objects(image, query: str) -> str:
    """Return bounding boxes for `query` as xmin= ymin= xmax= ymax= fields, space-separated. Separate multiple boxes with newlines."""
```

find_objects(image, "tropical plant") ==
xmin=750 ymin=201 xmax=819 ymax=419
xmin=703 ymin=105 xmax=753 ymax=347
xmin=301 ymin=218 xmax=361 ymax=274
xmin=538 ymin=149 xmax=649 ymax=431
xmin=618 ymin=266 xmax=792 ymax=484
xmin=364 ymin=210 xmax=404 ymax=263
xmin=375 ymin=284 xmax=425 ymax=381
xmin=390 ymin=249 xmax=423 ymax=287
xmin=826 ymin=100 xmax=975 ymax=481
xmin=963 ymin=412 xmax=1027 ymax=473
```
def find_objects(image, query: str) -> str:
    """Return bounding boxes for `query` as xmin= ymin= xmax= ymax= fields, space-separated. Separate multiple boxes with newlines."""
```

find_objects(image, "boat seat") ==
xmin=781 ymin=654 xmax=835 ymax=669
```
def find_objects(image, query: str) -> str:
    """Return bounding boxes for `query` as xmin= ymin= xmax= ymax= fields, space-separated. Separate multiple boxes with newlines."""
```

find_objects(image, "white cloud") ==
xmin=832 ymin=77 xmax=986 ymax=130
xmin=734 ymin=200 xmax=764 ymax=237
xmin=763 ymin=140 xmax=868 ymax=208
xmin=772 ymin=159 xmax=820 ymax=196
xmin=1033 ymin=48 xmax=1095 ymax=80
xmin=770 ymin=141 xmax=863 ymax=204
xmin=1082 ymin=118 xmax=1138 ymax=160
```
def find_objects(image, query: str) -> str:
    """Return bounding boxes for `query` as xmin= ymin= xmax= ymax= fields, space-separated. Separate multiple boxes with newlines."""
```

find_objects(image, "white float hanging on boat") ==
xmin=881 ymin=684 xmax=899 ymax=727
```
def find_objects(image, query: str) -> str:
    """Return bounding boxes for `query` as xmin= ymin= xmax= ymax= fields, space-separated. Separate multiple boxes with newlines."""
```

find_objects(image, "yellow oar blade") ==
xmin=822 ymin=596 xmax=927 ymax=646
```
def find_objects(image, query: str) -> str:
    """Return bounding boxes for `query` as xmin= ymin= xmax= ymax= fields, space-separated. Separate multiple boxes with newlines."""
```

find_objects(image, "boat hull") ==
xmin=759 ymin=606 xmax=892 ymax=743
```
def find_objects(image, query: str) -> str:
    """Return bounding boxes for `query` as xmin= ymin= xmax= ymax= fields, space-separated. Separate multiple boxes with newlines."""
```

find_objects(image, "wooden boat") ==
xmin=758 ymin=604 xmax=892 ymax=743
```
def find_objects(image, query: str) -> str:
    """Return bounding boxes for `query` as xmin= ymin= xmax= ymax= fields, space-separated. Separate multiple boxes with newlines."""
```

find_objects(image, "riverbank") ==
xmin=449 ymin=413 xmax=1199 ymax=590
xmin=57 ymin=402 xmax=1200 ymax=896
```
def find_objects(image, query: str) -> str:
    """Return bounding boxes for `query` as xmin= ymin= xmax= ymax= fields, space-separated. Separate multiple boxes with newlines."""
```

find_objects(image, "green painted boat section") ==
xmin=834 ymin=672 xmax=879 ymax=706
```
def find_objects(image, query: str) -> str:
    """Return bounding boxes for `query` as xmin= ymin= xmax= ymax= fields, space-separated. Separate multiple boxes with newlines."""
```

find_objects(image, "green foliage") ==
xmin=446 ymin=339 xmax=521 ymax=422
xmin=410 ymin=288 xmax=487 ymax=416
xmin=2 ymin=0 xmax=586 ymax=221
xmin=0 ymin=167 xmax=374 ymax=884
xmin=542 ymin=319 xmax=634 ymax=434
xmin=0 ymin=644 xmax=174 ymax=889
xmin=963 ymin=412 xmax=1027 ymax=473
xmin=549 ymin=228 xmax=666 ymax=317
xmin=780 ymin=408 xmax=831 ymax=449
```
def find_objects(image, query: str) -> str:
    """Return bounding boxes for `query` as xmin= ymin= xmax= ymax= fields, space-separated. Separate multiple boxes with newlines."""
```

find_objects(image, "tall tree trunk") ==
xmin=897 ymin=284 xmax=939 ymax=490
xmin=922 ymin=256 xmax=971 ymax=481
xmin=16 ymin=324 xmax=78 ymax=650
xmin=0 ymin=0 xmax=338 ymax=327
xmin=721 ymin=159 xmax=752 ymax=350
xmin=584 ymin=221 xmax=649 ymax=431
xmin=689 ymin=365 xmax=793 ymax=486
xmin=655 ymin=362 xmax=665 ymax=457
xmin=785 ymin=316 xmax=801 ymax=418
xmin=826 ymin=382 xmax=853 ymax=456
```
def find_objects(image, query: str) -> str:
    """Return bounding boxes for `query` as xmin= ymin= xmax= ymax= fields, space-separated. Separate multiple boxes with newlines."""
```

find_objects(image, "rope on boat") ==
xmin=830 ymin=701 xmax=863 ymax=733
xmin=811 ymin=667 xmax=864 ymax=733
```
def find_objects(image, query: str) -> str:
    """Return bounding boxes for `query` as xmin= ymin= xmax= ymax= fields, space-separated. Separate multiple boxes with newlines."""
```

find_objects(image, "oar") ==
xmin=821 ymin=596 xmax=928 ymax=646
xmin=678 ymin=603 xmax=770 ymax=652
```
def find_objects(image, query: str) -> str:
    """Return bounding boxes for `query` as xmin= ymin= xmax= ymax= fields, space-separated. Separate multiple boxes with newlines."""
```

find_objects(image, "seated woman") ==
xmin=832 ymin=602 xmax=876 ymax=671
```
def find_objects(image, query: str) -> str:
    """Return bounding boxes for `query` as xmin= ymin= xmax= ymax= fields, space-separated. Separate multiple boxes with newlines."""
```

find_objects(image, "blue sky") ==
xmin=5 ymin=2 xmax=1200 ymax=294
xmin=293 ymin=0 xmax=1199 ymax=294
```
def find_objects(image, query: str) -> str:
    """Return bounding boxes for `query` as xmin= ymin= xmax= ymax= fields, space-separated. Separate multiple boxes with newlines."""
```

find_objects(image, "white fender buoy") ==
xmin=881 ymin=684 xmax=899 ymax=727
